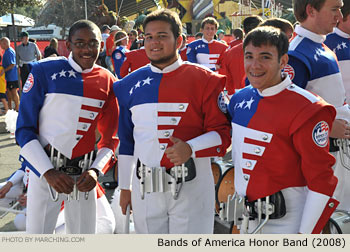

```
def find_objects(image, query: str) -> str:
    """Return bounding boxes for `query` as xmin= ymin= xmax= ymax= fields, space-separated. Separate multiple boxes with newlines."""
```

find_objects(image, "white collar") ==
xmin=150 ymin=58 xmax=182 ymax=74
xmin=295 ymin=25 xmax=326 ymax=43
xmin=334 ymin=27 xmax=350 ymax=39
xmin=202 ymin=37 xmax=214 ymax=44
xmin=68 ymin=53 xmax=94 ymax=73
xmin=257 ymin=73 xmax=292 ymax=97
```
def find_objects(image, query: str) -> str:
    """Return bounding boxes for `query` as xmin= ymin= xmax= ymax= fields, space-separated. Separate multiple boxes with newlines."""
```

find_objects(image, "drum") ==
xmin=215 ymin=166 xmax=235 ymax=207
xmin=328 ymin=210 xmax=350 ymax=234
xmin=215 ymin=166 xmax=239 ymax=233
xmin=211 ymin=162 xmax=222 ymax=185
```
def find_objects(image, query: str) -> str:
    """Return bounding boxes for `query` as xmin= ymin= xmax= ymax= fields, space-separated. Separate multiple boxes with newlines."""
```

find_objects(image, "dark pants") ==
xmin=20 ymin=64 xmax=30 ymax=88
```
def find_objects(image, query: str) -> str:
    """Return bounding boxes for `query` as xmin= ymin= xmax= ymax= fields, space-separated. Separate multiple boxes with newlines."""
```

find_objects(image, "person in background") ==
xmin=112 ymin=31 xmax=129 ymax=79
xmin=129 ymin=29 xmax=139 ymax=51
xmin=286 ymin=0 xmax=350 ymax=221
xmin=0 ymin=55 xmax=9 ymax=115
xmin=228 ymin=28 xmax=244 ymax=49
xmin=179 ymin=33 xmax=188 ymax=61
xmin=194 ymin=32 xmax=203 ymax=40
xmin=186 ymin=17 xmax=228 ymax=73
xmin=16 ymin=31 xmax=41 ymax=87
xmin=220 ymin=15 xmax=263 ymax=95
xmin=323 ymin=0 xmax=350 ymax=213
xmin=216 ymin=29 xmax=227 ymax=45
xmin=119 ymin=47 xmax=150 ymax=78
xmin=98 ymin=24 xmax=110 ymax=68
xmin=105 ymin=25 xmax=122 ymax=73
xmin=0 ymin=37 xmax=19 ymax=111
xmin=44 ymin=38 xmax=59 ymax=58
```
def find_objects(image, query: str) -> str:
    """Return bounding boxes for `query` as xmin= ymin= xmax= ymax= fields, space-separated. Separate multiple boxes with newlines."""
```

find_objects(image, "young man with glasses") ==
xmin=15 ymin=20 xmax=119 ymax=234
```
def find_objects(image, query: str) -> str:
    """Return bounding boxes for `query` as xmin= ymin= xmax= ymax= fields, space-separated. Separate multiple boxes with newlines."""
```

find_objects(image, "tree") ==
xmin=0 ymin=0 xmax=42 ymax=16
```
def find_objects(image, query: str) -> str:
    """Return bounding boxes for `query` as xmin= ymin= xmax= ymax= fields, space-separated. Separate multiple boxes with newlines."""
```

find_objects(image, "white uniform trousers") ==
xmin=26 ymin=171 xmax=97 ymax=234
xmin=131 ymin=157 xmax=215 ymax=234
xmin=245 ymin=187 xmax=307 ymax=234
xmin=331 ymin=151 xmax=350 ymax=211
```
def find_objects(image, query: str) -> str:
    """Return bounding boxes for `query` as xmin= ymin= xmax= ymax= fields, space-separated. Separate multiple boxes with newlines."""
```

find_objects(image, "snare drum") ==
xmin=215 ymin=166 xmax=240 ymax=233
xmin=211 ymin=162 xmax=222 ymax=186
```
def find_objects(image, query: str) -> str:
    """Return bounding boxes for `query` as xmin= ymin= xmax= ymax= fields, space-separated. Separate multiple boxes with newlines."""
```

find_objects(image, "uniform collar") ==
xmin=334 ymin=27 xmax=350 ymax=39
xmin=150 ymin=58 xmax=182 ymax=74
xmin=257 ymin=73 xmax=292 ymax=97
xmin=295 ymin=25 xmax=326 ymax=43
xmin=68 ymin=53 xmax=94 ymax=73
xmin=202 ymin=37 xmax=214 ymax=44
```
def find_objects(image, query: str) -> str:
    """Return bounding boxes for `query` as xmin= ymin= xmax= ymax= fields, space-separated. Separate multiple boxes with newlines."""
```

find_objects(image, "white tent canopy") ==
xmin=0 ymin=14 xmax=34 ymax=27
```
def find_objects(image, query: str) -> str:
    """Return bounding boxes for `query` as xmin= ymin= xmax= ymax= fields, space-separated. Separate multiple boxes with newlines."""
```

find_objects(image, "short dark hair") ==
xmin=232 ymin=28 xmax=244 ymax=40
xmin=201 ymin=16 xmax=219 ymax=29
xmin=130 ymin=29 xmax=138 ymax=37
xmin=259 ymin=18 xmax=294 ymax=34
xmin=243 ymin=15 xmax=263 ymax=34
xmin=243 ymin=26 xmax=289 ymax=60
xmin=293 ymin=0 xmax=327 ymax=22
xmin=341 ymin=0 xmax=350 ymax=21
xmin=68 ymin=20 xmax=102 ymax=41
xmin=143 ymin=9 xmax=182 ymax=39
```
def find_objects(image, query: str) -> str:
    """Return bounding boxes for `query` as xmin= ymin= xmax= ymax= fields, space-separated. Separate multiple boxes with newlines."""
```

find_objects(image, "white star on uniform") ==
xmin=68 ymin=70 xmax=76 ymax=78
xmin=142 ymin=77 xmax=153 ymax=85
xmin=51 ymin=73 xmax=57 ymax=80
xmin=314 ymin=54 xmax=318 ymax=61
xmin=337 ymin=44 xmax=342 ymax=50
xmin=342 ymin=42 xmax=348 ymax=48
xmin=129 ymin=87 xmax=134 ymax=95
xmin=244 ymin=97 xmax=255 ymax=109
xmin=134 ymin=81 xmax=141 ymax=89
xmin=59 ymin=69 xmax=66 ymax=77
xmin=238 ymin=100 xmax=245 ymax=108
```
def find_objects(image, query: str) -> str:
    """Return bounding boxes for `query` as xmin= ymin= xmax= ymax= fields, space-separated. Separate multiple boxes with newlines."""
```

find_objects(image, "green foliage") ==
xmin=0 ymin=0 xmax=42 ymax=16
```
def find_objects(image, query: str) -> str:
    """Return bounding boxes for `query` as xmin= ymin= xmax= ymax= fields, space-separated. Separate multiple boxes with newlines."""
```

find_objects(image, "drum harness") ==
xmin=136 ymin=158 xmax=196 ymax=200
xmin=46 ymin=145 xmax=95 ymax=202
xmin=219 ymin=191 xmax=286 ymax=234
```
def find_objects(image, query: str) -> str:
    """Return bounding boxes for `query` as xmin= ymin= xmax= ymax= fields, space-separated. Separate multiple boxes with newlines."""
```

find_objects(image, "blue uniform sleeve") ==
xmin=112 ymin=49 xmax=126 ymax=79
xmin=15 ymin=63 xmax=46 ymax=148
xmin=186 ymin=42 xmax=197 ymax=63
xmin=286 ymin=55 xmax=310 ymax=89
xmin=113 ymin=81 xmax=135 ymax=155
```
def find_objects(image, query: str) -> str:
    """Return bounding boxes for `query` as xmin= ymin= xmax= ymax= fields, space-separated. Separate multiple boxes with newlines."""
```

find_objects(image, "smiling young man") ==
xmin=114 ymin=9 xmax=230 ymax=234
xmin=186 ymin=16 xmax=227 ymax=72
xmin=228 ymin=26 xmax=339 ymax=234
xmin=15 ymin=20 xmax=119 ymax=234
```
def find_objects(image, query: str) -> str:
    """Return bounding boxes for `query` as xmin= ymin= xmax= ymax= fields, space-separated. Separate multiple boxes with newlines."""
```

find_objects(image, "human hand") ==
xmin=0 ymin=182 xmax=13 ymax=198
xmin=330 ymin=119 xmax=350 ymax=139
xmin=18 ymin=193 xmax=27 ymax=207
xmin=76 ymin=169 xmax=98 ymax=192
xmin=164 ymin=136 xmax=192 ymax=166
xmin=43 ymin=169 xmax=75 ymax=194
xmin=119 ymin=189 xmax=132 ymax=215
xmin=0 ymin=69 xmax=4 ymax=76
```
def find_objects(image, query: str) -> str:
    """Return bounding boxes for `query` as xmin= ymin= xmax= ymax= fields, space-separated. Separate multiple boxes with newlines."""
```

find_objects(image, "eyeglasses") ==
xmin=71 ymin=40 xmax=100 ymax=49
